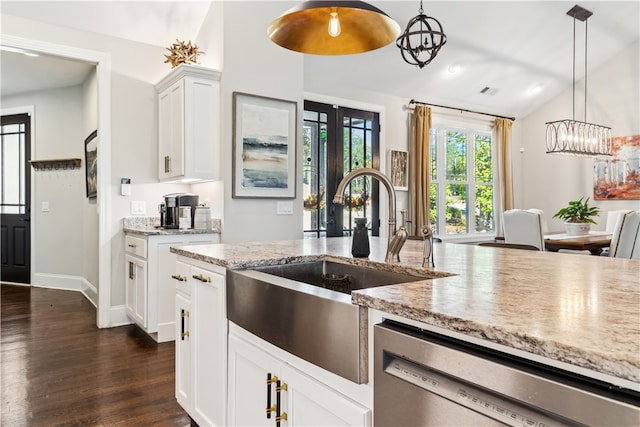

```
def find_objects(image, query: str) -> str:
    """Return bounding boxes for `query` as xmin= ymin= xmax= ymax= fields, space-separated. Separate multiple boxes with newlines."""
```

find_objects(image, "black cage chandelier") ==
xmin=396 ymin=0 xmax=447 ymax=69
xmin=545 ymin=5 xmax=612 ymax=157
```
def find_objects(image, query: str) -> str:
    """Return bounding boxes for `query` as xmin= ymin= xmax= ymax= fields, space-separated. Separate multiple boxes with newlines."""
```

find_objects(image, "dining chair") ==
xmin=609 ymin=211 xmax=640 ymax=258
xmin=502 ymin=209 xmax=545 ymax=251
xmin=605 ymin=210 xmax=633 ymax=234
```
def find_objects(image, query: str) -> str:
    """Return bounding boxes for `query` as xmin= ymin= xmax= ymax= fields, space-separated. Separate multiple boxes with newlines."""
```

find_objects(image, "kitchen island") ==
xmin=171 ymin=236 xmax=639 ymax=425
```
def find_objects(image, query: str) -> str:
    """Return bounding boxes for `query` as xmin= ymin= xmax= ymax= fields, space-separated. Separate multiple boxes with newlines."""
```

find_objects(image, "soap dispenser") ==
xmin=351 ymin=217 xmax=370 ymax=258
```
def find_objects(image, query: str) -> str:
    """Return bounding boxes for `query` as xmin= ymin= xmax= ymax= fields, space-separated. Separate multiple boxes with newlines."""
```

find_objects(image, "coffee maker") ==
xmin=159 ymin=193 xmax=199 ymax=229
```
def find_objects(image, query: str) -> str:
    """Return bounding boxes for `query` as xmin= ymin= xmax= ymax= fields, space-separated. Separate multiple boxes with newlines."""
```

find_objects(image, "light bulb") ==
xmin=329 ymin=11 xmax=341 ymax=37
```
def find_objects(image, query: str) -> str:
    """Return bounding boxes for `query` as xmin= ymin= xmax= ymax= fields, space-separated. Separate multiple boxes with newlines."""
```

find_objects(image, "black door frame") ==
xmin=304 ymin=101 xmax=380 ymax=238
xmin=1 ymin=113 xmax=32 ymax=283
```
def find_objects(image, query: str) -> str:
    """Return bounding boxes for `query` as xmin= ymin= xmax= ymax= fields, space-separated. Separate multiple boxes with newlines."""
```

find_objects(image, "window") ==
xmin=429 ymin=122 xmax=494 ymax=238
xmin=303 ymin=101 xmax=380 ymax=238
xmin=1 ymin=115 xmax=29 ymax=215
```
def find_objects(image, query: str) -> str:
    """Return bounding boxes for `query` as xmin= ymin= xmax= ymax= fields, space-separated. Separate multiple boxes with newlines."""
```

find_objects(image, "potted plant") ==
xmin=552 ymin=197 xmax=601 ymax=235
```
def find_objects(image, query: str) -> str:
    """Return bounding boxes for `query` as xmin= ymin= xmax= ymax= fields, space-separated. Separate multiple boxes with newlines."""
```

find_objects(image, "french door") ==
xmin=303 ymin=101 xmax=380 ymax=238
xmin=1 ymin=113 xmax=31 ymax=283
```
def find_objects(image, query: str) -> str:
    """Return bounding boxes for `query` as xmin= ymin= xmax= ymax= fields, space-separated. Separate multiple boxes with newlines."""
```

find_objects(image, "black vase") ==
xmin=352 ymin=217 xmax=370 ymax=258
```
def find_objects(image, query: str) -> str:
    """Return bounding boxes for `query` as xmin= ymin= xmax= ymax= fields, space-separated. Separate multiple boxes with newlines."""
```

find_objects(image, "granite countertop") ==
xmin=171 ymin=236 xmax=640 ymax=387
xmin=123 ymin=216 xmax=221 ymax=236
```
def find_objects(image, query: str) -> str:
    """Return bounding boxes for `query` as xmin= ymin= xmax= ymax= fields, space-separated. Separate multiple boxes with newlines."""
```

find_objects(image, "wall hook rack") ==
xmin=29 ymin=158 xmax=82 ymax=171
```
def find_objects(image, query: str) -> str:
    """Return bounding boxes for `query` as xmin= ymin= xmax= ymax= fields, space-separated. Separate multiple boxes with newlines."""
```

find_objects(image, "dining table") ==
xmin=544 ymin=231 xmax=612 ymax=255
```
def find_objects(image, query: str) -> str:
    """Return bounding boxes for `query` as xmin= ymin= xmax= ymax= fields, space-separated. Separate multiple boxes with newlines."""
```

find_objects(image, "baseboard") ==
xmin=110 ymin=305 xmax=132 ymax=327
xmin=157 ymin=321 xmax=176 ymax=343
xmin=32 ymin=273 xmax=99 ymax=307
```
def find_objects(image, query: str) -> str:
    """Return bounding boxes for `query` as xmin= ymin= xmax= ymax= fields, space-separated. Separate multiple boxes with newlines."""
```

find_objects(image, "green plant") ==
xmin=552 ymin=197 xmax=601 ymax=224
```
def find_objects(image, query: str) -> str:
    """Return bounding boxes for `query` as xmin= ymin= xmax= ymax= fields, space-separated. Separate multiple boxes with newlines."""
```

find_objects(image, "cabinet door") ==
xmin=175 ymin=292 xmax=191 ymax=411
xmin=158 ymin=80 xmax=184 ymax=180
xmin=191 ymin=268 xmax=226 ymax=427
xmin=125 ymin=254 xmax=147 ymax=327
xmin=282 ymin=364 xmax=371 ymax=427
xmin=228 ymin=333 xmax=282 ymax=427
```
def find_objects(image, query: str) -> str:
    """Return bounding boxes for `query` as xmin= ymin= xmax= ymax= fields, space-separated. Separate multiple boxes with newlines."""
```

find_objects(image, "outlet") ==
xmin=277 ymin=201 xmax=293 ymax=215
xmin=131 ymin=201 xmax=146 ymax=215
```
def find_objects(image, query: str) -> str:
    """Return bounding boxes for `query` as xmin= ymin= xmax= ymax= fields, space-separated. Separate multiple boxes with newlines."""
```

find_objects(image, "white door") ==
xmin=228 ymin=333 xmax=282 ymax=426
xmin=282 ymin=364 xmax=371 ymax=426
xmin=125 ymin=254 xmax=146 ymax=326
xmin=175 ymin=292 xmax=191 ymax=411
xmin=192 ymin=270 xmax=226 ymax=427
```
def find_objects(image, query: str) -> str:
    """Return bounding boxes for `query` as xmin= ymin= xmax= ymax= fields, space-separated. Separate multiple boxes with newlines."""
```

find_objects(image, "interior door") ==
xmin=1 ymin=113 xmax=31 ymax=284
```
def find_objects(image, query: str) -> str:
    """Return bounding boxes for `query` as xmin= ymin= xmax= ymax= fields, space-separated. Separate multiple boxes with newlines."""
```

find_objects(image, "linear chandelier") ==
xmin=267 ymin=1 xmax=400 ymax=55
xmin=545 ymin=5 xmax=612 ymax=157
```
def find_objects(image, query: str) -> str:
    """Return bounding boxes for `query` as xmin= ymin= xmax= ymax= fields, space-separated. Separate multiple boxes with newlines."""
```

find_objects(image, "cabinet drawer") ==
xmin=125 ymin=235 xmax=147 ymax=258
xmin=173 ymin=261 xmax=192 ymax=295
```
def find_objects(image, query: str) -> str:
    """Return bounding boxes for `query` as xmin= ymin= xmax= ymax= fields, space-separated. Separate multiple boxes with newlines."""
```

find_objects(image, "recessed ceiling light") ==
xmin=528 ymin=83 xmax=544 ymax=95
xmin=447 ymin=63 xmax=462 ymax=74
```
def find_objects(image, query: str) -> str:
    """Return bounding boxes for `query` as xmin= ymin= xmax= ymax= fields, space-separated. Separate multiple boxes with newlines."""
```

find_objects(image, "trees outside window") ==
xmin=429 ymin=124 xmax=494 ymax=238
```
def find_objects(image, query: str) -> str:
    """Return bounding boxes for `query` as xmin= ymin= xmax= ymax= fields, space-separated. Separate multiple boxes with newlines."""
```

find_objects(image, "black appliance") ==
xmin=159 ymin=193 xmax=199 ymax=229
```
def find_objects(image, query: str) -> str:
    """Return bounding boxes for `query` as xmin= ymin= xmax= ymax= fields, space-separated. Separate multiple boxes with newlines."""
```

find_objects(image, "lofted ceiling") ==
xmin=1 ymin=1 xmax=638 ymax=118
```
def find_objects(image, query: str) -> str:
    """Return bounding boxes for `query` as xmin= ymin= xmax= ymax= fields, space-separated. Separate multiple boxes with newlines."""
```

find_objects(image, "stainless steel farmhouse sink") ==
xmin=227 ymin=259 xmax=428 ymax=384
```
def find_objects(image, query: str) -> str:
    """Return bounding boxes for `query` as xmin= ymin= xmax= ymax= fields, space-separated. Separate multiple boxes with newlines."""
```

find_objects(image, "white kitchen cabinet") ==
xmin=124 ymin=232 xmax=218 ymax=342
xmin=228 ymin=329 xmax=372 ymax=427
xmin=175 ymin=291 xmax=191 ymax=409
xmin=174 ymin=258 xmax=227 ymax=427
xmin=156 ymin=64 xmax=221 ymax=182
xmin=125 ymin=253 xmax=147 ymax=326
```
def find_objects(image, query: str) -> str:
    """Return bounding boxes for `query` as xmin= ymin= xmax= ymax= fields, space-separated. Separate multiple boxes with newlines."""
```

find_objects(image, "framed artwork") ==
xmin=232 ymin=92 xmax=297 ymax=198
xmin=389 ymin=149 xmax=408 ymax=191
xmin=594 ymin=134 xmax=640 ymax=200
xmin=84 ymin=130 xmax=98 ymax=198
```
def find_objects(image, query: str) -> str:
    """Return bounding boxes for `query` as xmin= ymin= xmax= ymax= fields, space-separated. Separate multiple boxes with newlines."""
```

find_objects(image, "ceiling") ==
xmin=1 ymin=1 xmax=638 ymax=118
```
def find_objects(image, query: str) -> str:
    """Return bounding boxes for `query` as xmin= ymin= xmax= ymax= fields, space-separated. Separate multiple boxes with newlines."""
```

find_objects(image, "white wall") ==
xmin=517 ymin=40 xmax=640 ymax=232
xmin=82 ymin=68 xmax=99 ymax=299
xmin=217 ymin=1 xmax=305 ymax=243
xmin=2 ymin=86 xmax=87 ymax=285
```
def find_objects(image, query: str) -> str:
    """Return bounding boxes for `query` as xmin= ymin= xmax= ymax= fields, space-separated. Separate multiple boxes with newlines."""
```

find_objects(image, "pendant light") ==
xmin=396 ymin=0 xmax=447 ymax=69
xmin=267 ymin=1 xmax=400 ymax=55
xmin=545 ymin=5 xmax=612 ymax=157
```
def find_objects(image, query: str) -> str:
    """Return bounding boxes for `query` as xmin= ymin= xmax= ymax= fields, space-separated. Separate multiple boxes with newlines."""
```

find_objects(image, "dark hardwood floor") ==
xmin=1 ymin=284 xmax=191 ymax=426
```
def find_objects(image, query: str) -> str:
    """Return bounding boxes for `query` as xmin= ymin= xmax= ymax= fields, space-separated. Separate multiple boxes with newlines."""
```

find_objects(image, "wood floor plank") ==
xmin=1 ymin=284 xmax=191 ymax=427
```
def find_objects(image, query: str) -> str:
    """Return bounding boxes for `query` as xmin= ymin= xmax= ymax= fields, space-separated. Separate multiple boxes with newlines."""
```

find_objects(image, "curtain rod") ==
xmin=409 ymin=99 xmax=515 ymax=122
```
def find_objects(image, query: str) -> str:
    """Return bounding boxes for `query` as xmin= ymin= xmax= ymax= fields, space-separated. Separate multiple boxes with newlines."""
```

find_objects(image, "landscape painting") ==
xmin=232 ymin=92 xmax=296 ymax=198
xmin=594 ymin=134 xmax=640 ymax=200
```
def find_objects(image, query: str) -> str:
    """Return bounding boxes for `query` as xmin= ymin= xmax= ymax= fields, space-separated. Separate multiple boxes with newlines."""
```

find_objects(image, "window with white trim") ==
xmin=429 ymin=120 xmax=495 ymax=239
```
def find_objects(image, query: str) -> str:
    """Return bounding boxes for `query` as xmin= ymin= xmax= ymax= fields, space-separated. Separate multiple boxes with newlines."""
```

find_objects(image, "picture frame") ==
xmin=388 ymin=149 xmax=408 ymax=191
xmin=232 ymin=92 xmax=297 ymax=198
xmin=84 ymin=130 xmax=98 ymax=198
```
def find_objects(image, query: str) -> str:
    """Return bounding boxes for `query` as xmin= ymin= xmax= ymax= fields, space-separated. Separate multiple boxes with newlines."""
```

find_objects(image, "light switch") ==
xmin=277 ymin=201 xmax=293 ymax=215
xmin=41 ymin=201 xmax=50 ymax=212
xmin=131 ymin=201 xmax=146 ymax=215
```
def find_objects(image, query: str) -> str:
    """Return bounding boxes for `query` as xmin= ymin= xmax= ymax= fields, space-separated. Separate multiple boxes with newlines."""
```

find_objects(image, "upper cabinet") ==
xmin=156 ymin=64 xmax=221 ymax=182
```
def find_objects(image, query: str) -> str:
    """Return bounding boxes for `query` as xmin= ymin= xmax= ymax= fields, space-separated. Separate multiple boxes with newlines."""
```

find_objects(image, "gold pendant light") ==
xmin=545 ymin=5 xmax=612 ymax=157
xmin=267 ymin=1 xmax=400 ymax=55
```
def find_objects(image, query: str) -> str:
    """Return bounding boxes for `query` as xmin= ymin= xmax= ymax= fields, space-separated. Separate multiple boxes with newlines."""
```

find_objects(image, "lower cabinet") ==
xmin=174 ymin=259 xmax=227 ymax=427
xmin=124 ymin=232 xmax=218 ymax=342
xmin=228 ymin=330 xmax=372 ymax=426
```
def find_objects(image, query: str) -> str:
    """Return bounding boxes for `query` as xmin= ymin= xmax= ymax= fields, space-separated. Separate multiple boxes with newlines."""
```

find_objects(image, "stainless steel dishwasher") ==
xmin=374 ymin=320 xmax=640 ymax=426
